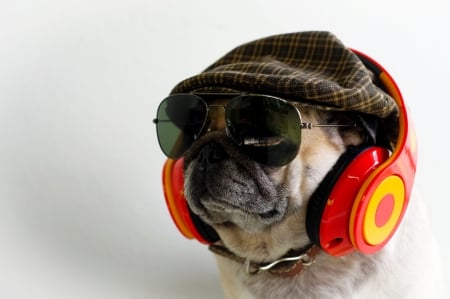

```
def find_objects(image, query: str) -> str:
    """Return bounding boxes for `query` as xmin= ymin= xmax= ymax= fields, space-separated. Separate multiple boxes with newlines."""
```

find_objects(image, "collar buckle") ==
xmin=209 ymin=244 xmax=320 ymax=278
xmin=245 ymin=251 xmax=315 ymax=275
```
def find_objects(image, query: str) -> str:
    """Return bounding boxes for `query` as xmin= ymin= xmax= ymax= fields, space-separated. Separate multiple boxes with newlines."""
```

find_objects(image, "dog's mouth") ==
xmin=183 ymin=132 xmax=289 ymax=232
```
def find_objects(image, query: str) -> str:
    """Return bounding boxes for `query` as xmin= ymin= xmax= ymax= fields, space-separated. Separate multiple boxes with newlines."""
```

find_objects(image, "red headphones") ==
xmin=161 ymin=50 xmax=417 ymax=256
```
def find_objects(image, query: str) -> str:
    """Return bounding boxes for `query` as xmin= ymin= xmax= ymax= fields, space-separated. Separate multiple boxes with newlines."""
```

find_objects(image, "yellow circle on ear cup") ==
xmin=363 ymin=175 xmax=405 ymax=246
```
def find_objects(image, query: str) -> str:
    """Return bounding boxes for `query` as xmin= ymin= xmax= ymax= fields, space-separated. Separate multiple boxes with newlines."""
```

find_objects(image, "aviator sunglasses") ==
xmin=153 ymin=93 xmax=355 ymax=167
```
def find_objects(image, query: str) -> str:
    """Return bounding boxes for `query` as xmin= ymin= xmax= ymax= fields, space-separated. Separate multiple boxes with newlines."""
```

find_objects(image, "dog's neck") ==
xmin=209 ymin=243 xmax=320 ymax=278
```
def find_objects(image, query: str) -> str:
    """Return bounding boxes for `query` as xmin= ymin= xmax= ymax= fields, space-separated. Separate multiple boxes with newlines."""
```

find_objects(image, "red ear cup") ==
xmin=306 ymin=146 xmax=390 ymax=256
xmin=162 ymin=158 xmax=196 ymax=240
xmin=162 ymin=158 xmax=219 ymax=244
xmin=320 ymin=147 xmax=392 ymax=256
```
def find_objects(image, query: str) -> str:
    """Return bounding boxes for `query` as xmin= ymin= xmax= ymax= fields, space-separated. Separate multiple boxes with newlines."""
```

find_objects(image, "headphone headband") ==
xmin=347 ymin=50 xmax=417 ymax=253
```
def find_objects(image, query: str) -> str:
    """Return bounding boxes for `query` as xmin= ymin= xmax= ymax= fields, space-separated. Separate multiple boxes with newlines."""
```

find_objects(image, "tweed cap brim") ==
xmin=170 ymin=31 xmax=398 ymax=120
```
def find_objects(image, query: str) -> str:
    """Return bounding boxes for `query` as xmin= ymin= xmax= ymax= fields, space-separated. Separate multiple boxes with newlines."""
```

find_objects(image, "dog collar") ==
xmin=209 ymin=243 xmax=320 ymax=277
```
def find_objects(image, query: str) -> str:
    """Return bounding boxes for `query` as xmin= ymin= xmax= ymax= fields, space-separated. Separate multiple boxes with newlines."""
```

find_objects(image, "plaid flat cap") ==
xmin=170 ymin=31 xmax=398 ymax=120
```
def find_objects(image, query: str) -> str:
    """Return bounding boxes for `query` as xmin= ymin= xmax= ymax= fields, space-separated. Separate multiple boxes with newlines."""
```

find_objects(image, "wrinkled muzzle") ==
xmin=183 ymin=131 xmax=288 ymax=232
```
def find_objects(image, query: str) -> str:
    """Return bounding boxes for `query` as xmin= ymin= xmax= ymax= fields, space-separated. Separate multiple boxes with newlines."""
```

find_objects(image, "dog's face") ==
xmin=183 ymin=97 xmax=366 ymax=261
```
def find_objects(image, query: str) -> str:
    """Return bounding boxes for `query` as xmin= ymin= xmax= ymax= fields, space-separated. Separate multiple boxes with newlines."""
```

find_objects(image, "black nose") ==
xmin=197 ymin=142 xmax=228 ymax=165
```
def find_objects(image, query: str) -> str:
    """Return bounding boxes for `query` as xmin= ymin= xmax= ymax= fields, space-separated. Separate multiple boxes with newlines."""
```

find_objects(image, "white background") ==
xmin=1 ymin=1 xmax=449 ymax=298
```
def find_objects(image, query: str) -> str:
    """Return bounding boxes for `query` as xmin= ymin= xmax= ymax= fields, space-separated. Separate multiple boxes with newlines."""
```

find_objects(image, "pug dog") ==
xmin=181 ymin=104 xmax=439 ymax=299
xmin=155 ymin=32 xmax=443 ymax=298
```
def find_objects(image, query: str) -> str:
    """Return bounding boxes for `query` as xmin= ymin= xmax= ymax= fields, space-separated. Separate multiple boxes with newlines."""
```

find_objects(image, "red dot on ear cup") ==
xmin=162 ymin=159 xmax=194 ymax=239
xmin=375 ymin=194 xmax=395 ymax=227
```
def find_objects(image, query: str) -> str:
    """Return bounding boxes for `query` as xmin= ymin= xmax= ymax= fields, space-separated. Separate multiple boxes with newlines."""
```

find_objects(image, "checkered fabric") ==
xmin=170 ymin=31 xmax=398 ymax=119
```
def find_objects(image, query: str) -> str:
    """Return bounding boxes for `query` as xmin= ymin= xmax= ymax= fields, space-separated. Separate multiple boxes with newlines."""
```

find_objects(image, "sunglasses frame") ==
xmin=153 ymin=93 xmax=356 ymax=165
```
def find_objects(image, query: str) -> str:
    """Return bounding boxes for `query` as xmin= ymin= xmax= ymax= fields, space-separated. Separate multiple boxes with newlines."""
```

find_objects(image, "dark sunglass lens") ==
xmin=226 ymin=95 xmax=301 ymax=166
xmin=155 ymin=94 xmax=207 ymax=158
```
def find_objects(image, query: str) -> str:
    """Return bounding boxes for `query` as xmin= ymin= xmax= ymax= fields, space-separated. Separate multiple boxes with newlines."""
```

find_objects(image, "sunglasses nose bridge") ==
xmin=204 ymin=105 xmax=227 ymax=133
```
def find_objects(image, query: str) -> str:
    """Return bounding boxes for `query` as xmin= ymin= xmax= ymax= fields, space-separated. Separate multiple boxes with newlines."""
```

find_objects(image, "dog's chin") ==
xmin=183 ymin=140 xmax=290 ymax=233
